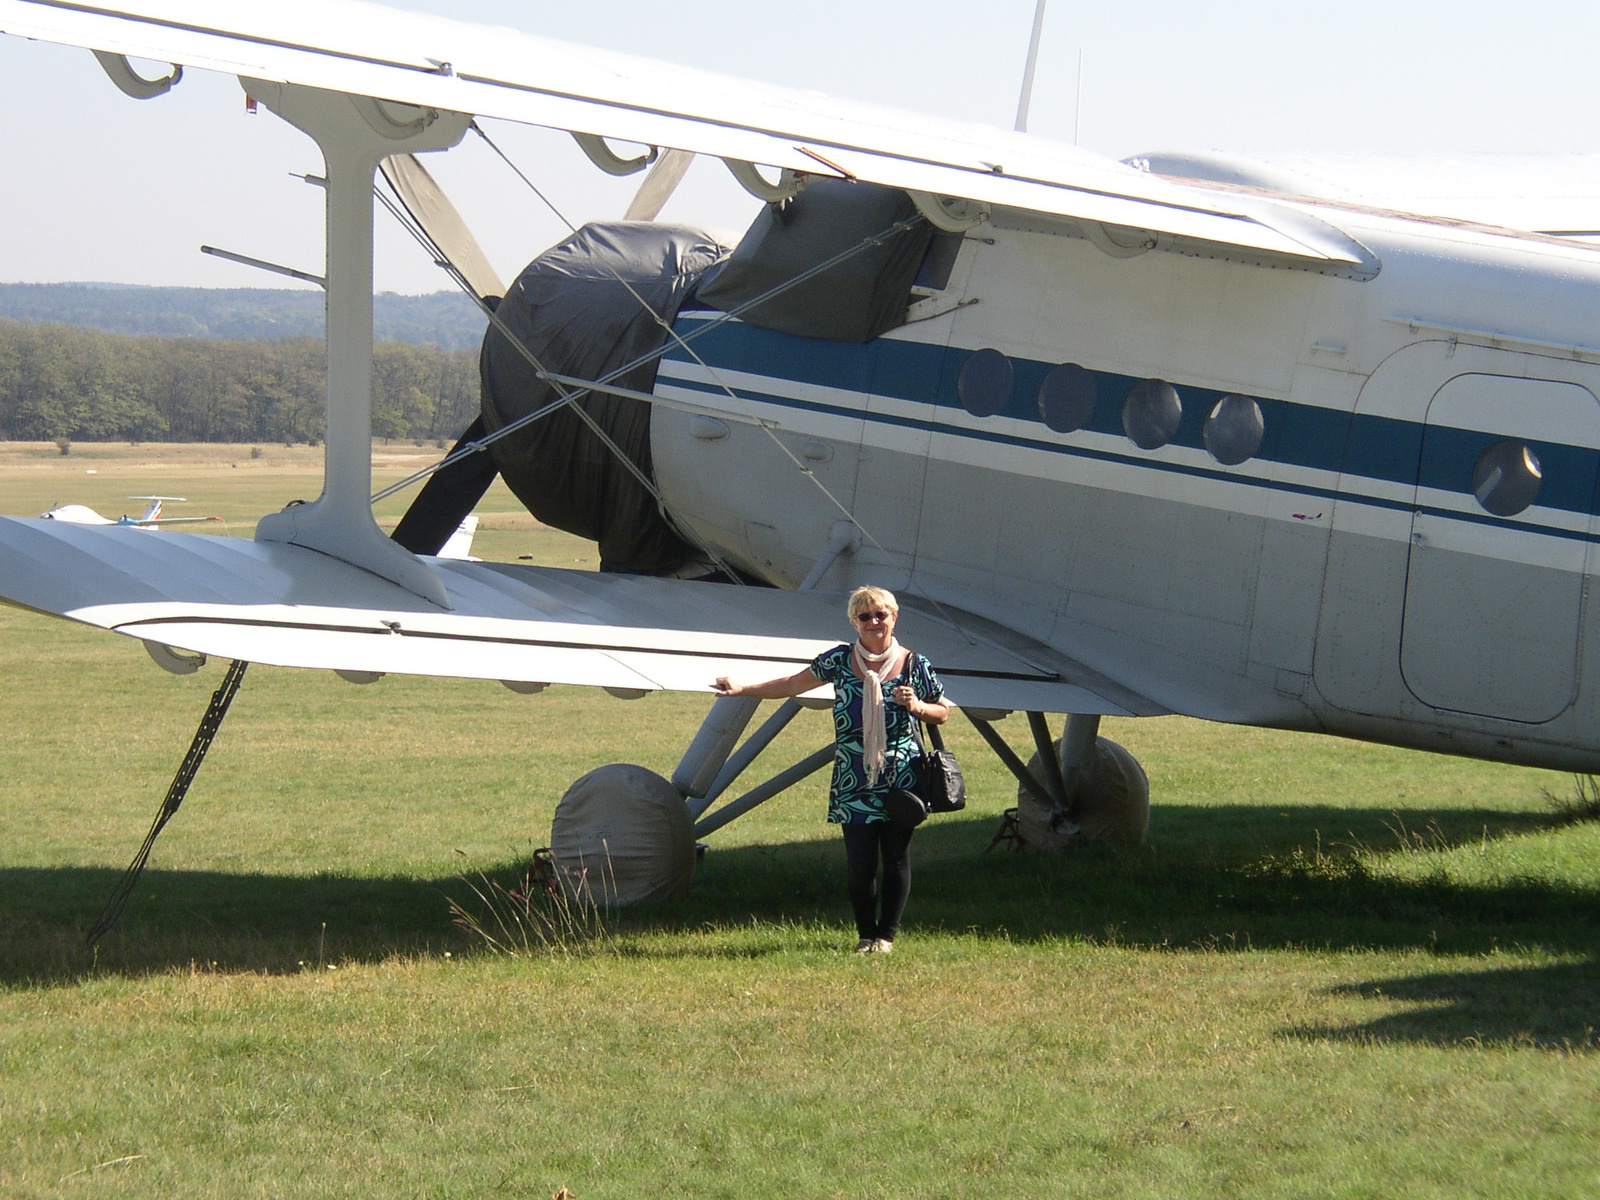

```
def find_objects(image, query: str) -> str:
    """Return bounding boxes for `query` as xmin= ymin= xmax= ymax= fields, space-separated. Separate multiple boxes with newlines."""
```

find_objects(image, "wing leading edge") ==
xmin=0 ymin=517 xmax=1163 ymax=716
xmin=0 ymin=0 xmax=1366 ymax=269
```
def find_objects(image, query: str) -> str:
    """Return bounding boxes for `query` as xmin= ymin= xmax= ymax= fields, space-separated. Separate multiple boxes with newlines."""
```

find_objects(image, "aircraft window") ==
xmin=1037 ymin=363 xmax=1096 ymax=433
xmin=915 ymin=231 xmax=965 ymax=292
xmin=957 ymin=348 xmax=1014 ymax=417
xmin=1472 ymin=440 xmax=1542 ymax=517
xmin=1203 ymin=395 xmax=1264 ymax=465
xmin=1121 ymin=379 xmax=1182 ymax=450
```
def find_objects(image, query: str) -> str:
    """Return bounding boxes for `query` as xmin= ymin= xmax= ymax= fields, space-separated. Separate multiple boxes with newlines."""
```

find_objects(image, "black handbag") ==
xmin=884 ymin=719 xmax=966 ymax=828
xmin=910 ymin=720 xmax=966 ymax=814
xmin=883 ymin=785 xmax=928 ymax=828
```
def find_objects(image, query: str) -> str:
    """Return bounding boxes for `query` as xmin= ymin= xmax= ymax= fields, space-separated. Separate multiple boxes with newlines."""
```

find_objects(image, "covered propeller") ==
xmin=386 ymin=139 xmax=705 ymax=562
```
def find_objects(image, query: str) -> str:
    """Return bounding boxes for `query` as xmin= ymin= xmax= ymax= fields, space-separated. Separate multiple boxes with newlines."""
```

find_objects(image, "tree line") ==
xmin=0 ymin=283 xmax=486 ymax=351
xmin=0 ymin=319 xmax=481 ymax=445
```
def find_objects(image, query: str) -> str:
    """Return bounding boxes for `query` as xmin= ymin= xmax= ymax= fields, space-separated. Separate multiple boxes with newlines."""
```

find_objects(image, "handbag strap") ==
xmin=904 ymin=717 xmax=945 ymax=755
xmin=895 ymin=651 xmax=946 ymax=756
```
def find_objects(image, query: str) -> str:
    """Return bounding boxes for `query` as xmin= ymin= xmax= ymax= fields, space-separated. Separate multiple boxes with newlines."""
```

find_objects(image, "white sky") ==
xmin=2 ymin=0 xmax=1598 ymax=294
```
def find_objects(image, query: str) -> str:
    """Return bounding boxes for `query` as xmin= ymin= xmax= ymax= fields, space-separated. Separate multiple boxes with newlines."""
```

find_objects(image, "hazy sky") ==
xmin=2 ymin=0 xmax=1597 ymax=294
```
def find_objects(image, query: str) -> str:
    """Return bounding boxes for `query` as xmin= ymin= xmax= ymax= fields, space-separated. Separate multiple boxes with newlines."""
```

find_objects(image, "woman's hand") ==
xmin=893 ymin=684 xmax=949 ymax=724
xmin=713 ymin=667 xmax=822 ymax=701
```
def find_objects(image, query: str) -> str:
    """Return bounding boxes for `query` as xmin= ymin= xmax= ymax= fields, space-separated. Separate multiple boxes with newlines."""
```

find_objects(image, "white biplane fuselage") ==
xmin=650 ymin=201 xmax=1600 ymax=773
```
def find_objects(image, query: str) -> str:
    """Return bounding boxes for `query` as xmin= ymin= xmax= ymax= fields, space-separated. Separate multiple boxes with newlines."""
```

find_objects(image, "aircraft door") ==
xmin=1399 ymin=372 xmax=1600 ymax=723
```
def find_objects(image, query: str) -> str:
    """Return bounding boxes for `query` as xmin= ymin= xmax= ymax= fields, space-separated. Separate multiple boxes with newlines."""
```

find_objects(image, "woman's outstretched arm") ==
xmin=713 ymin=668 xmax=823 ymax=699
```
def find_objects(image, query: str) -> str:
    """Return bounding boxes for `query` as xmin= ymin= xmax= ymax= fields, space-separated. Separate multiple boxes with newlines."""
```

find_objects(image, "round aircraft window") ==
xmin=1121 ymin=379 xmax=1182 ymax=450
xmin=1037 ymin=363 xmax=1096 ymax=433
xmin=1203 ymin=395 xmax=1265 ymax=465
xmin=1472 ymin=439 xmax=1542 ymax=517
xmin=957 ymin=348 xmax=1013 ymax=418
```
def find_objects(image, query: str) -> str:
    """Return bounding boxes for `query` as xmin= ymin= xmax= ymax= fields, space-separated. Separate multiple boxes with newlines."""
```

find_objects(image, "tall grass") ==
xmin=447 ymin=853 xmax=612 ymax=957
xmin=1546 ymin=774 xmax=1600 ymax=826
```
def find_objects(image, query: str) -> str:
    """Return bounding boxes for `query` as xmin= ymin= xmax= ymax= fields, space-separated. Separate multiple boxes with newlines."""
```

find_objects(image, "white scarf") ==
xmin=852 ymin=638 xmax=907 ymax=786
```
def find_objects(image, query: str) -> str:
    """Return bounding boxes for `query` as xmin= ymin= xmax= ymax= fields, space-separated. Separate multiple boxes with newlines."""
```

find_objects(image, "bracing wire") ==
xmin=468 ymin=122 xmax=895 ymax=558
xmin=370 ymin=183 xmax=920 ymax=513
xmin=379 ymin=121 xmax=982 ymax=641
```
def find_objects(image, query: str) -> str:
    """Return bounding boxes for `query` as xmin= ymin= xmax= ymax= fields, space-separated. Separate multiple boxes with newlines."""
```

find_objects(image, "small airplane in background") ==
xmin=40 ymin=497 xmax=482 ymax=564
xmin=4 ymin=0 xmax=1600 ymax=907
xmin=41 ymin=495 xmax=223 ymax=528
xmin=435 ymin=513 xmax=479 ymax=562
xmin=40 ymin=498 xmax=481 ymax=553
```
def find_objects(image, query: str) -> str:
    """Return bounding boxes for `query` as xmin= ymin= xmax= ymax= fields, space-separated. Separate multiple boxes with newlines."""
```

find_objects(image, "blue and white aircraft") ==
xmin=42 ymin=496 xmax=217 ymax=527
xmin=3 ymin=0 xmax=1600 ymax=884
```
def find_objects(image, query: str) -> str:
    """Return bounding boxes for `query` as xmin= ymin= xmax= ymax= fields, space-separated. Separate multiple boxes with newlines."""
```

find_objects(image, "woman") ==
xmin=714 ymin=585 xmax=950 ymax=953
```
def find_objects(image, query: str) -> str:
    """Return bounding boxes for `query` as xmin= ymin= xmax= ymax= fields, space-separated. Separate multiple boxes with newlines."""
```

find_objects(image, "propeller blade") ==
xmin=623 ymin=149 xmax=695 ymax=222
xmin=381 ymin=153 xmax=507 ymax=302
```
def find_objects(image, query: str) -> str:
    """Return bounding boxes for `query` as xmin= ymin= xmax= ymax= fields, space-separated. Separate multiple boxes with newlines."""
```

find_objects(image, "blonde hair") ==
xmin=847 ymin=585 xmax=899 ymax=621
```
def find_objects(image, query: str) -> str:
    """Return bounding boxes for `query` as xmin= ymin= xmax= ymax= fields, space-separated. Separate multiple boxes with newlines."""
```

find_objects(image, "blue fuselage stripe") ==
xmin=663 ymin=319 xmax=1600 ymax=533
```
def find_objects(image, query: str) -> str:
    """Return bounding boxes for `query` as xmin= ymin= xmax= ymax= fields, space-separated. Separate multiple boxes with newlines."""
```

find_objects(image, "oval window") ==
xmin=1122 ymin=379 xmax=1182 ymax=450
xmin=1472 ymin=440 xmax=1542 ymax=517
xmin=957 ymin=348 xmax=1013 ymax=418
xmin=1203 ymin=395 xmax=1264 ymax=466
xmin=1037 ymin=363 xmax=1096 ymax=433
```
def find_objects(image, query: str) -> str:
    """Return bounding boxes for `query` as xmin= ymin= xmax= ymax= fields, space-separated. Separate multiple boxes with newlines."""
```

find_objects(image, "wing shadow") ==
xmin=3 ymin=803 xmax=1594 ymax=1005
xmin=692 ymin=805 xmax=1600 ymax=959
xmin=1285 ymin=958 xmax=1600 ymax=1050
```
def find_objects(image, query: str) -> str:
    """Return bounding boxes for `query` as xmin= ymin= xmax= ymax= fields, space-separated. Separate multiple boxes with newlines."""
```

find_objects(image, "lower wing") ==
xmin=0 ymin=517 xmax=1161 ymax=717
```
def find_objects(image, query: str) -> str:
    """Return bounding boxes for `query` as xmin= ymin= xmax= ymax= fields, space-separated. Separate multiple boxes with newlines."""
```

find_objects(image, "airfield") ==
xmin=1 ymin=441 xmax=1597 ymax=1197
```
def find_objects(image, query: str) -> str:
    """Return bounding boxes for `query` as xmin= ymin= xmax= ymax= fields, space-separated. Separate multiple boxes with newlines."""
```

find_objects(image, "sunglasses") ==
xmin=854 ymin=610 xmax=893 ymax=623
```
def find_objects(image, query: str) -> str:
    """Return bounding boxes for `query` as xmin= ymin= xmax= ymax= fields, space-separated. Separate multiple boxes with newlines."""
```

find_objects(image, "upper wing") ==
xmin=0 ymin=517 xmax=1162 ymax=717
xmin=1138 ymin=149 xmax=1600 ymax=236
xmin=0 ymin=0 xmax=1365 ymax=270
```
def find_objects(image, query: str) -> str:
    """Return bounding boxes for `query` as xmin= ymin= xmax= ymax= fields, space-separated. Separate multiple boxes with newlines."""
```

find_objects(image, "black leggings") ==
xmin=840 ymin=821 xmax=915 ymax=941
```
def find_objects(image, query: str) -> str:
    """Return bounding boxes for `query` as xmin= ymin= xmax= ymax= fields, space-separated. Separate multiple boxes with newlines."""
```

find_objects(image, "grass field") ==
xmin=1 ymin=442 xmax=1598 ymax=1198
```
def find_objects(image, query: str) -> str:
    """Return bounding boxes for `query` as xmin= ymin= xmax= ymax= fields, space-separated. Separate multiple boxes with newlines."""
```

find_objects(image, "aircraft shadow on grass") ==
xmin=3 ymin=804 xmax=1596 ymax=1046
xmin=1287 ymin=958 xmax=1600 ymax=1051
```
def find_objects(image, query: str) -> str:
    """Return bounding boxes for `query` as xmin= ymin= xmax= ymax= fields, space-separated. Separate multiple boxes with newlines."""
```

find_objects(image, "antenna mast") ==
xmin=1013 ymin=0 xmax=1048 ymax=133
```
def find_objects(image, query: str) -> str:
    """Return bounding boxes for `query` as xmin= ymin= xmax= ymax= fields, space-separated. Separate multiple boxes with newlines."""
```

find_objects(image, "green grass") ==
xmin=2 ymin=444 xmax=1599 ymax=1198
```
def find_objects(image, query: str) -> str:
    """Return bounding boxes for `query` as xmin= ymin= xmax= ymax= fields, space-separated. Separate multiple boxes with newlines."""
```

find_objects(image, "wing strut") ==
xmin=86 ymin=660 xmax=250 ymax=945
xmin=244 ymin=80 xmax=470 ymax=608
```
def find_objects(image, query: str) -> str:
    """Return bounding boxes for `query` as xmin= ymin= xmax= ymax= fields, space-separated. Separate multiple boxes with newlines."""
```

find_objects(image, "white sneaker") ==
xmin=871 ymin=938 xmax=894 ymax=954
xmin=854 ymin=938 xmax=875 ymax=953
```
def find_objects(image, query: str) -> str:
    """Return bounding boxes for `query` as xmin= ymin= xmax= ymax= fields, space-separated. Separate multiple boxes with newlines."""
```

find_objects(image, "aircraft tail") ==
xmin=437 ymin=514 xmax=479 ymax=561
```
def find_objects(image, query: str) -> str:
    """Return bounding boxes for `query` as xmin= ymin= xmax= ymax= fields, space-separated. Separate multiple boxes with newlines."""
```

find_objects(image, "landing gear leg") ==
xmin=967 ymin=710 xmax=1150 ymax=850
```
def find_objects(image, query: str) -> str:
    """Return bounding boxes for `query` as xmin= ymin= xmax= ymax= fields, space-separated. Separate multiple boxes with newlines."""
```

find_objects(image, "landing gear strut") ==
xmin=966 ymin=711 xmax=1149 ymax=850
xmin=544 ymin=698 xmax=834 ymax=907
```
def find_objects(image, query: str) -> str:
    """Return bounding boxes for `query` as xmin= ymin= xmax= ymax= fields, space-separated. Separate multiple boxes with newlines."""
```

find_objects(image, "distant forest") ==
xmin=0 ymin=318 xmax=479 ymax=445
xmin=0 ymin=283 xmax=486 ymax=351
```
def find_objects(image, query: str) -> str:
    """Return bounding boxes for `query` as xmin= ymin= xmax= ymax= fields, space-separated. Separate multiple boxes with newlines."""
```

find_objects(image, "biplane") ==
xmin=4 ymin=0 xmax=1600 ymax=901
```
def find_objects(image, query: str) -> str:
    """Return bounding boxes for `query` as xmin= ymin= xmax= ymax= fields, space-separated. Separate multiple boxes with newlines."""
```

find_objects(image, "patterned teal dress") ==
xmin=809 ymin=643 xmax=946 ymax=824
